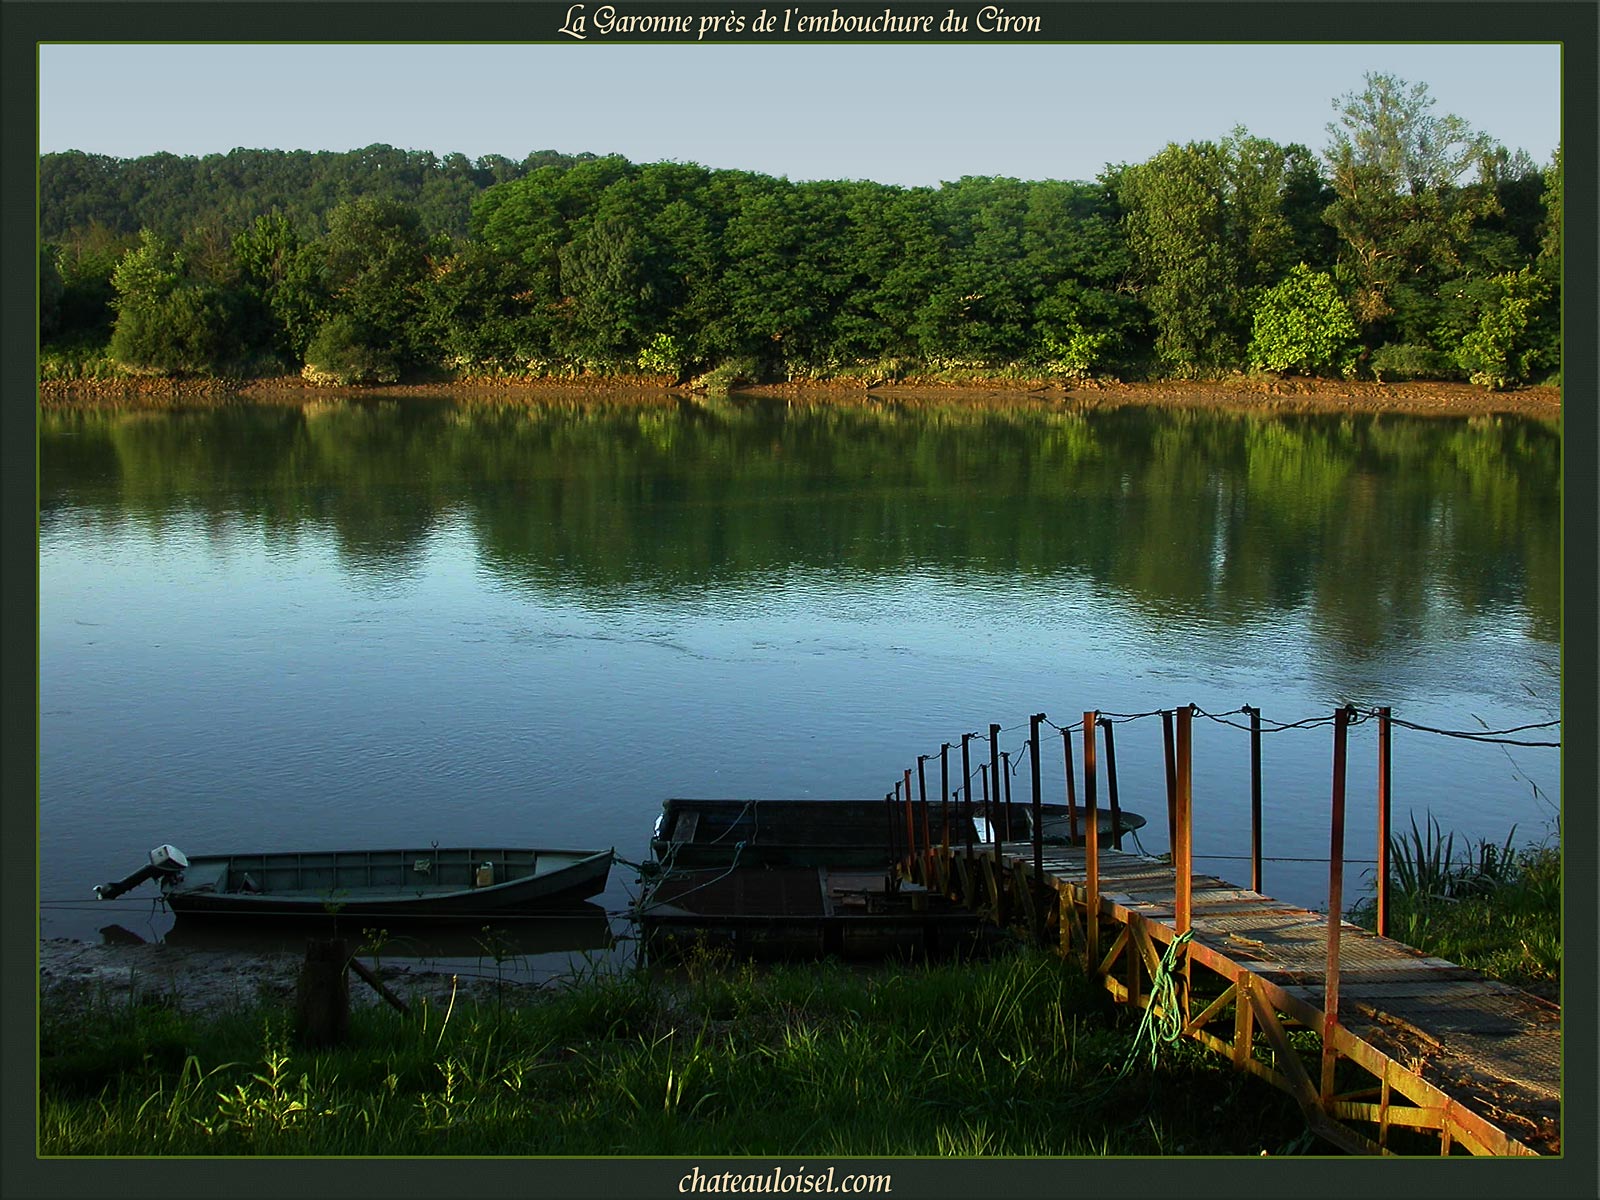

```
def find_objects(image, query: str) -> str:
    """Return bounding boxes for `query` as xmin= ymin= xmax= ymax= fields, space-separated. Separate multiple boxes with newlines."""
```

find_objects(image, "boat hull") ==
xmin=651 ymin=798 xmax=1146 ymax=868
xmin=160 ymin=847 xmax=612 ymax=918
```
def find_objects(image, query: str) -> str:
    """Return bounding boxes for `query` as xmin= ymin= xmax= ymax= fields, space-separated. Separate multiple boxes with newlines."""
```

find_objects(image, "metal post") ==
xmin=988 ymin=723 xmax=1002 ymax=847
xmin=1247 ymin=705 xmax=1263 ymax=894
xmin=940 ymin=743 xmax=951 ymax=856
xmin=1162 ymin=709 xmax=1178 ymax=854
xmin=1029 ymin=714 xmax=1044 ymax=900
xmin=917 ymin=755 xmax=933 ymax=885
xmin=1082 ymin=711 xmax=1099 ymax=972
xmin=1377 ymin=706 xmax=1392 ymax=939
xmin=902 ymin=769 xmax=917 ymax=878
xmin=961 ymin=733 xmax=974 ymax=864
xmin=1061 ymin=726 xmax=1079 ymax=841
xmin=1322 ymin=706 xmax=1352 ymax=1103
xmin=1001 ymin=750 xmax=1014 ymax=843
xmin=1099 ymin=717 xmax=1123 ymax=850
xmin=1175 ymin=706 xmax=1193 ymax=939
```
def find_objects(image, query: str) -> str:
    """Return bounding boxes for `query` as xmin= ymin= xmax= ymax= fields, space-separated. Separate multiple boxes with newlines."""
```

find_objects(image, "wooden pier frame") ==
xmin=927 ymin=707 xmax=1559 ymax=1157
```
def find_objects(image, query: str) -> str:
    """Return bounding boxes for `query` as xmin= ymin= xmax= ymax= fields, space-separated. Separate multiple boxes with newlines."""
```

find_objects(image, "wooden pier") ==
xmin=904 ymin=707 xmax=1562 ymax=1157
xmin=964 ymin=840 xmax=1560 ymax=1155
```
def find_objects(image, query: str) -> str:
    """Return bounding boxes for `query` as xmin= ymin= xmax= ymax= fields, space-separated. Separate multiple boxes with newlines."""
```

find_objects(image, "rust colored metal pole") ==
xmin=1247 ymin=705 xmax=1263 ymax=894
xmin=1001 ymin=751 xmax=1014 ymax=842
xmin=1377 ymin=706 xmax=1392 ymax=939
xmin=1029 ymin=714 xmax=1044 ymax=895
xmin=1174 ymin=705 xmax=1193 ymax=939
xmin=1162 ymin=709 xmax=1178 ymax=854
xmin=1099 ymin=717 xmax=1124 ymax=850
xmin=1322 ymin=705 xmax=1352 ymax=1103
xmin=961 ymin=733 xmax=974 ymax=864
xmin=917 ymin=755 xmax=933 ymax=884
xmin=902 ymin=769 xmax=917 ymax=877
xmin=940 ymin=743 xmax=951 ymax=855
xmin=1082 ymin=711 xmax=1100 ymax=971
xmin=1061 ymin=726 xmax=1079 ymax=841
xmin=988 ymin=723 xmax=1002 ymax=848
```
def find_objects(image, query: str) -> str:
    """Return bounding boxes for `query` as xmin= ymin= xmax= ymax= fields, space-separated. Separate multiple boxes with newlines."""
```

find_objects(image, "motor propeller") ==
xmin=94 ymin=844 xmax=189 ymax=901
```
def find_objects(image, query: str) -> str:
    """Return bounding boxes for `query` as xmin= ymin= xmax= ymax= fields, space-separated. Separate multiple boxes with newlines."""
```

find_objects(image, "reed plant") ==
xmin=41 ymin=947 xmax=1313 ymax=1157
xmin=1351 ymin=815 xmax=1560 ymax=999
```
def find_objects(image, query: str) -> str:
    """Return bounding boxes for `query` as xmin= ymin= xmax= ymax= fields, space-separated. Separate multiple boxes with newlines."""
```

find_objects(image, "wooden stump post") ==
xmin=295 ymin=937 xmax=350 ymax=1049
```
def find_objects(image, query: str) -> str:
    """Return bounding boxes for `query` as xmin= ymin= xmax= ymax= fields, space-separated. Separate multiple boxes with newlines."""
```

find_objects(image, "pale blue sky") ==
xmin=39 ymin=43 xmax=1562 ymax=185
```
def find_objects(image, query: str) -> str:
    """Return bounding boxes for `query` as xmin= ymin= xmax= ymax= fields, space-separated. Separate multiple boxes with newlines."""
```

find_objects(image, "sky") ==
xmin=39 ymin=43 xmax=1562 ymax=186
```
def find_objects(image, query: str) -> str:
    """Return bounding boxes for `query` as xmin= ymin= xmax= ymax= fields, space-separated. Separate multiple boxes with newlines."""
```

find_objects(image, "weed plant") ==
xmin=41 ymin=947 xmax=1313 ymax=1157
xmin=1350 ymin=815 xmax=1560 ymax=999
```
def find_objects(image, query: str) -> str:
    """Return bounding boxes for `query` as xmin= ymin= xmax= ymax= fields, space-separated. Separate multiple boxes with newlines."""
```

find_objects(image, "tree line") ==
xmin=39 ymin=73 xmax=1560 ymax=391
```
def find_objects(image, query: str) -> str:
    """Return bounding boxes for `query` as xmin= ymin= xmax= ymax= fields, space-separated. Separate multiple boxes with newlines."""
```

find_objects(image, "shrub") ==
xmin=1039 ymin=321 xmax=1112 ymax=380
xmin=636 ymin=333 xmax=684 ymax=376
xmin=302 ymin=315 xmax=401 ymax=385
xmin=1369 ymin=343 xmax=1455 ymax=382
xmin=1454 ymin=268 xmax=1552 ymax=390
xmin=1246 ymin=264 xmax=1360 ymax=377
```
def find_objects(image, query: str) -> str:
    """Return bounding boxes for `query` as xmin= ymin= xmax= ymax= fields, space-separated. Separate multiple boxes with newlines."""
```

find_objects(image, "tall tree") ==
xmin=1322 ymin=72 xmax=1496 ymax=344
xmin=1117 ymin=130 xmax=1311 ymax=374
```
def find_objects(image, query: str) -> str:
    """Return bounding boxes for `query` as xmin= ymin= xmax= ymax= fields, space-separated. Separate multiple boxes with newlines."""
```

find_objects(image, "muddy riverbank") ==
xmin=39 ymin=373 xmax=1562 ymax=420
xmin=39 ymin=936 xmax=553 ymax=1019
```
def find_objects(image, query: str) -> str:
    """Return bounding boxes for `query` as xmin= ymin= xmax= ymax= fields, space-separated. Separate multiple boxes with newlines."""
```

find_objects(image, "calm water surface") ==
xmin=39 ymin=393 xmax=1561 ymax=971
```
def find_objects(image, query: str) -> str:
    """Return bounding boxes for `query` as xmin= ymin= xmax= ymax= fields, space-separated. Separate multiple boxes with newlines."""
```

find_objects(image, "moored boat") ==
xmin=95 ymin=844 xmax=613 ymax=918
xmin=651 ymin=797 xmax=1146 ymax=869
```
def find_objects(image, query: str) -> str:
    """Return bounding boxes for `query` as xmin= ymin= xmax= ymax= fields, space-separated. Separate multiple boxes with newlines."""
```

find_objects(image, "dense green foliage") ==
xmin=39 ymin=76 xmax=1559 ymax=388
xmin=1248 ymin=264 xmax=1360 ymax=375
xmin=41 ymin=948 xmax=1315 ymax=1155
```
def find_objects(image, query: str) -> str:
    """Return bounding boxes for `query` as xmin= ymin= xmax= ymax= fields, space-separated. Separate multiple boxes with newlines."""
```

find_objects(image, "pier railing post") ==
xmin=1377 ymin=706 xmax=1392 ymax=939
xmin=1060 ymin=726 xmax=1079 ymax=841
xmin=1322 ymin=705 xmax=1352 ymax=1104
xmin=961 ymin=733 xmax=975 ymax=869
xmin=917 ymin=755 xmax=933 ymax=888
xmin=1175 ymin=704 xmax=1195 ymax=1013
xmin=988 ymin=722 xmax=1002 ymax=847
xmin=1030 ymin=714 xmax=1044 ymax=937
xmin=902 ymin=769 xmax=917 ymax=882
xmin=1099 ymin=717 xmax=1124 ymax=850
xmin=939 ymin=742 xmax=952 ymax=892
xmin=1082 ymin=711 xmax=1100 ymax=972
xmin=1001 ymin=750 xmax=1014 ymax=842
xmin=1162 ymin=709 xmax=1178 ymax=854
xmin=1174 ymin=705 xmax=1193 ymax=940
xmin=1246 ymin=705 xmax=1263 ymax=894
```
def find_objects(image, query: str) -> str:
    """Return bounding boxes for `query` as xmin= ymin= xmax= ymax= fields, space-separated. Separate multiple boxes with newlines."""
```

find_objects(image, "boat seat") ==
xmin=178 ymin=861 xmax=228 ymax=893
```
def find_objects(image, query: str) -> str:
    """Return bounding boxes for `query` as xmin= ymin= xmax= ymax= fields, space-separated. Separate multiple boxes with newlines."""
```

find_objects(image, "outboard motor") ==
xmin=94 ymin=844 xmax=189 ymax=901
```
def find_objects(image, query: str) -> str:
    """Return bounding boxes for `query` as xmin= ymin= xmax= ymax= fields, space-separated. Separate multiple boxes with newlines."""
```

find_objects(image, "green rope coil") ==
xmin=1124 ymin=928 xmax=1195 ymax=1073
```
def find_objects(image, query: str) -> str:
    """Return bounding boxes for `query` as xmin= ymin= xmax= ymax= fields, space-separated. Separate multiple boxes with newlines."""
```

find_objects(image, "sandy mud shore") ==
xmin=39 ymin=936 xmax=551 ymax=1019
xmin=40 ymin=374 xmax=1561 ymax=420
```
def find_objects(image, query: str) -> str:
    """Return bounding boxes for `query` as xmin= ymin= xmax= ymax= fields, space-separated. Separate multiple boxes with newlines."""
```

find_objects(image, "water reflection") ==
xmin=40 ymin=393 xmax=1560 ymax=932
xmin=40 ymin=396 xmax=1561 ymax=653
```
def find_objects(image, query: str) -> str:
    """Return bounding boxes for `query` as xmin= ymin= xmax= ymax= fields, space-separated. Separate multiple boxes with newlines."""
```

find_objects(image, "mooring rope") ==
xmin=1066 ymin=927 xmax=1195 ymax=1107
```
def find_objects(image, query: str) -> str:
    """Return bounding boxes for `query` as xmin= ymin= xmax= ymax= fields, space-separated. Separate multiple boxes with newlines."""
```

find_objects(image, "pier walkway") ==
xmin=968 ymin=840 xmax=1561 ymax=1155
xmin=896 ymin=705 xmax=1561 ymax=1156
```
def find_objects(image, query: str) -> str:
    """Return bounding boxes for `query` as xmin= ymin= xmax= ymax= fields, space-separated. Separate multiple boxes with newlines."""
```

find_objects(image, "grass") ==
xmin=1349 ymin=815 xmax=1560 ymax=1000
xmin=40 ymin=946 xmax=1315 ymax=1157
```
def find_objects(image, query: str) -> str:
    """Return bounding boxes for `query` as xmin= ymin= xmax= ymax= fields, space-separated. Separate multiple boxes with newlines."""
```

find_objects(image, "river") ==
xmin=39 ymin=392 xmax=1561 ymax=976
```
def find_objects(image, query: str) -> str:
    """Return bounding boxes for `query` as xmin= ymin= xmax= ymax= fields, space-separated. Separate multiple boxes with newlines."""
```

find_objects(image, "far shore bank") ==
xmin=39 ymin=373 xmax=1561 ymax=421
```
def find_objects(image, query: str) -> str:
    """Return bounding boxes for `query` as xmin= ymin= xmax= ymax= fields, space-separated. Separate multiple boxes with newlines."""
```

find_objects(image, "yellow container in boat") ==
xmin=475 ymin=862 xmax=493 ymax=887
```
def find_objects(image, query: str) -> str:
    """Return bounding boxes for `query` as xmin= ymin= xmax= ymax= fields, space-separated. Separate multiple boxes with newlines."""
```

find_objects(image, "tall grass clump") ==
xmin=1350 ymin=814 xmax=1560 ymax=999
